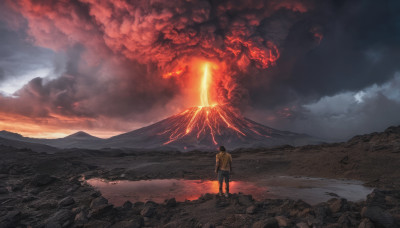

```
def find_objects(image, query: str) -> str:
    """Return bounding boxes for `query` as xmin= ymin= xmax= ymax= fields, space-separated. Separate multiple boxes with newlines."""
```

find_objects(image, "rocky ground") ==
xmin=0 ymin=126 xmax=400 ymax=227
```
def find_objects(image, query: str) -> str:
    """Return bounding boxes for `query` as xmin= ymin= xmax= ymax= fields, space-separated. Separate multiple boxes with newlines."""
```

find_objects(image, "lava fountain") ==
xmin=200 ymin=63 xmax=211 ymax=107
xmin=159 ymin=61 xmax=269 ymax=146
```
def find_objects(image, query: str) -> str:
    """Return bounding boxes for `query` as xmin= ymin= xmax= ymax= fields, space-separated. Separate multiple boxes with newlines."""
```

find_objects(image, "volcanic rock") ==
xmin=358 ymin=218 xmax=375 ymax=228
xmin=165 ymin=198 xmax=177 ymax=207
xmin=45 ymin=209 xmax=74 ymax=228
xmin=140 ymin=204 xmax=155 ymax=217
xmin=89 ymin=204 xmax=113 ymax=218
xmin=238 ymin=194 xmax=254 ymax=206
xmin=252 ymin=218 xmax=279 ymax=228
xmin=0 ymin=187 xmax=8 ymax=194
xmin=314 ymin=204 xmax=330 ymax=222
xmin=0 ymin=211 xmax=21 ymax=228
xmin=361 ymin=206 xmax=395 ymax=227
xmin=74 ymin=210 xmax=88 ymax=224
xmin=296 ymin=222 xmax=309 ymax=228
xmin=199 ymin=193 xmax=214 ymax=201
xmin=31 ymin=174 xmax=56 ymax=186
xmin=122 ymin=201 xmax=133 ymax=209
xmin=246 ymin=205 xmax=257 ymax=214
xmin=274 ymin=216 xmax=289 ymax=227
xmin=58 ymin=196 xmax=75 ymax=207
xmin=202 ymin=222 xmax=216 ymax=228
xmin=90 ymin=196 xmax=108 ymax=208
xmin=83 ymin=219 xmax=112 ymax=228
xmin=90 ymin=190 xmax=101 ymax=198
xmin=366 ymin=189 xmax=386 ymax=207
xmin=328 ymin=198 xmax=349 ymax=213
xmin=111 ymin=217 xmax=143 ymax=228
xmin=22 ymin=196 xmax=37 ymax=202
xmin=338 ymin=211 xmax=358 ymax=227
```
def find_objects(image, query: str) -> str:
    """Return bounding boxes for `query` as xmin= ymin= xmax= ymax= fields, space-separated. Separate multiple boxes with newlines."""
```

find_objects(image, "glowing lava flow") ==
xmin=159 ymin=62 xmax=263 ymax=146
xmin=200 ymin=63 xmax=211 ymax=107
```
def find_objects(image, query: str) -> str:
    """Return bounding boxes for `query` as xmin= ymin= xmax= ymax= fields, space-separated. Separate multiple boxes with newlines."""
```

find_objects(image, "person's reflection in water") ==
xmin=215 ymin=146 xmax=232 ymax=198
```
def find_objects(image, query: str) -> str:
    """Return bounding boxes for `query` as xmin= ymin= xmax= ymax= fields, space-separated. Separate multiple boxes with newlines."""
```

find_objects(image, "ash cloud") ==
xmin=242 ymin=0 xmax=400 ymax=139
xmin=0 ymin=0 xmax=399 ymax=138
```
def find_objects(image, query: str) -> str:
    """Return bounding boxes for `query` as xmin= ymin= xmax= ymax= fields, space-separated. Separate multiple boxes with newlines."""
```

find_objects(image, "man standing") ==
xmin=215 ymin=146 xmax=232 ymax=198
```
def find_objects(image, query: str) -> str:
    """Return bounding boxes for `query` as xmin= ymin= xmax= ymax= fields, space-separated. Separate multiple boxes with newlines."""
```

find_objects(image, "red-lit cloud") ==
xmin=0 ymin=0 xmax=318 ymax=137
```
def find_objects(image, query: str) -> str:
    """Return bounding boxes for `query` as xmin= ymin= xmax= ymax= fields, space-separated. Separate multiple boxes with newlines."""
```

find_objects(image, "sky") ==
xmin=0 ymin=0 xmax=399 ymax=140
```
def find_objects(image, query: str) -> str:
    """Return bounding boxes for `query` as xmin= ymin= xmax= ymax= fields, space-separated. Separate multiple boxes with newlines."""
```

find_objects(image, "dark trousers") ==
xmin=218 ymin=170 xmax=230 ymax=193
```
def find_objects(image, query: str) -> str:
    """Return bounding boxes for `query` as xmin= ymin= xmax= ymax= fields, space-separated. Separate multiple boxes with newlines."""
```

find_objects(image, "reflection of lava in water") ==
xmin=86 ymin=179 xmax=268 ymax=206
xmin=86 ymin=177 xmax=373 ymax=207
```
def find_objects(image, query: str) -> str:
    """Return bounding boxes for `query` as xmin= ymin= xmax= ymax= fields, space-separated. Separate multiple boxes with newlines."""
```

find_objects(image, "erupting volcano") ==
xmin=103 ymin=62 xmax=319 ymax=151
xmin=160 ymin=62 xmax=270 ymax=146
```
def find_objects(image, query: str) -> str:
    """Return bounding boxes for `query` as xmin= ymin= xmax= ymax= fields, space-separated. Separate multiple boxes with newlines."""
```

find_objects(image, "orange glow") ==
xmin=157 ymin=59 xmax=277 ymax=146
xmin=200 ymin=63 xmax=211 ymax=107
xmin=0 ymin=112 xmax=121 ymax=139
xmin=162 ymin=68 xmax=185 ymax=78
xmin=86 ymin=178 xmax=270 ymax=205
xmin=160 ymin=105 xmax=247 ymax=145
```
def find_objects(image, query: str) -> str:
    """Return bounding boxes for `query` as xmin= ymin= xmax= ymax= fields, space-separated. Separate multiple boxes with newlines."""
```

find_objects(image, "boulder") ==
xmin=275 ymin=216 xmax=289 ymax=227
xmin=0 ymin=187 xmax=8 ymax=194
xmin=90 ymin=191 xmax=101 ymax=198
xmin=361 ymin=206 xmax=394 ymax=228
xmin=324 ymin=224 xmax=341 ymax=228
xmin=166 ymin=198 xmax=177 ymax=207
xmin=31 ymin=174 xmax=57 ymax=187
xmin=202 ymin=222 xmax=215 ymax=228
xmin=328 ymin=198 xmax=348 ymax=213
xmin=314 ymin=204 xmax=329 ymax=223
xmin=22 ymin=196 xmax=37 ymax=202
xmin=238 ymin=194 xmax=253 ymax=206
xmin=199 ymin=193 xmax=214 ymax=201
xmin=45 ymin=209 xmax=74 ymax=228
xmin=58 ymin=197 xmax=75 ymax=207
xmin=252 ymin=218 xmax=279 ymax=228
xmin=296 ymin=222 xmax=309 ymax=228
xmin=90 ymin=196 xmax=108 ymax=208
xmin=366 ymin=190 xmax=386 ymax=207
xmin=74 ymin=210 xmax=88 ymax=224
xmin=0 ymin=211 xmax=21 ymax=228
xmin=338 ymin=212 xmax=358 ymax=227
xmin=358 ymin=218 xmax=375 ymax=228
xmin=89 ymin=204 xmax=113 ymax=218
xmin=122 ymin=201 xmax=133 ymax=209
xmin=111 ymin=217 xmax=143 ymax=228
xmin=246 ymin=205 xmax=257 ymax=214
xmin=83 ymin=219 xmax=112 ymax=228
xmin=140 ymin=205 xmax=155 ymax=217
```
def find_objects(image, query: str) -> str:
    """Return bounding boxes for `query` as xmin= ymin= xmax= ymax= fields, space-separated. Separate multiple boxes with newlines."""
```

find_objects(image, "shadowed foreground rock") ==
xmin=1 ymin=169 xmax=400 ymax=228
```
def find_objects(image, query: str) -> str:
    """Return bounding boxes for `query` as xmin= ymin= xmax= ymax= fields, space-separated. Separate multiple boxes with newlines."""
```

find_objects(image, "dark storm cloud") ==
xmin=0 ymin=21 xmax=58 ymax=94
xmin=240 ymin=0 xmax=400 ymax=139
xmin=0 ymin=68 xmax=4 ymax=81
xmin=259 ymin=75 xmax=400 ymax=140
xmin=246 ymin=0 xmax=400 ymax=109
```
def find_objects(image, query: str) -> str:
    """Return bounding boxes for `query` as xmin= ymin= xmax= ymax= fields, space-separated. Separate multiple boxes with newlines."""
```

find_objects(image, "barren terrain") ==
xmin=0 ymin=126 xmax=399 ymax=227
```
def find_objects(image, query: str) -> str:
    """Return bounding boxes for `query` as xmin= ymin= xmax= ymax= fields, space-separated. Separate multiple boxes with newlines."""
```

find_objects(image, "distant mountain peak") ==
xmin=0 ymin=130 xmax=23 ymax=139
xmin=65 ymin=131 xmax=98 ymax=139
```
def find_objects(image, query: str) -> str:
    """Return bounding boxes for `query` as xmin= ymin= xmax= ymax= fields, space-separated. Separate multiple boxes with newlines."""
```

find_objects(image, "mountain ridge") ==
xmin=1 ymin=106 xmax=324 ymax=151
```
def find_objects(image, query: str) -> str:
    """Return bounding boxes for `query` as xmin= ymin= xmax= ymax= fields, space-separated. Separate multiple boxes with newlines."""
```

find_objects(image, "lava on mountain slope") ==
xmin=158 ymin=105 xmax=271 ymax=145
